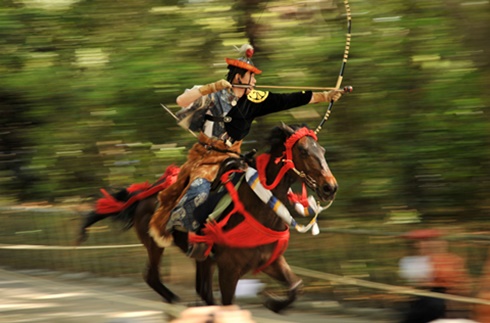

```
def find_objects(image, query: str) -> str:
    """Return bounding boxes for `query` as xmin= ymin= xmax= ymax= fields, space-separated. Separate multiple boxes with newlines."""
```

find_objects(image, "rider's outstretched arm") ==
xmin=309 ymin=90 xmax=343 ymax=104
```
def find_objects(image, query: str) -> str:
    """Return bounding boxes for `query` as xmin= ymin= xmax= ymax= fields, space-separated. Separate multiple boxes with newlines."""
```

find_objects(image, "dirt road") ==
xmin=0 ymin=268 xmax=395 ymax=323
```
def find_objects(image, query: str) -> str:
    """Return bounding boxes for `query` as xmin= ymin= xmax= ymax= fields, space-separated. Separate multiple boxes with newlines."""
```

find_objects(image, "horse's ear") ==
xmin=280 ymin=122 xmax=295 ymax=135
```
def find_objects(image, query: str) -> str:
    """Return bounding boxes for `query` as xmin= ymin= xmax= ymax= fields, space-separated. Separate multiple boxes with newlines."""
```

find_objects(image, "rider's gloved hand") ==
xmin=243 ymin=149 xmax=257 ymax=168
xmin=312 ymin=90 xmax=343 ymax=103
xmin=198 ymin=79 xmax=232 ymax=95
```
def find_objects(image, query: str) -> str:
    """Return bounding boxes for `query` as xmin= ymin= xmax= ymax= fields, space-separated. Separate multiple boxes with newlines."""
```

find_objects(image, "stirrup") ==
xmin=187 ymin=242 xmax=208 ymax=262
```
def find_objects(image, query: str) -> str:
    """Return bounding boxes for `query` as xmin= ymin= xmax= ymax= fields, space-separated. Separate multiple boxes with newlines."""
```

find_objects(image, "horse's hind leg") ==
xmin=134 ymin=197 xmax=180 ymax=303
xmin=261 ymin=256 xmax=303 ymax=313
xmin=76 ymin=211 xmax=112 ymax=245
xmin=196 ymin=259 xmax=216 ymax=305
xmin=144 ymin=241 xmax=180 ymax=303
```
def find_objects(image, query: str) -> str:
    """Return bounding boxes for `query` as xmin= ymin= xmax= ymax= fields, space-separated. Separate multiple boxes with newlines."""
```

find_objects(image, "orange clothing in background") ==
xmin=430 ymin=253 xmax=471 ymax=295
xmin=473 ymin=251 xmax=490 ymax=323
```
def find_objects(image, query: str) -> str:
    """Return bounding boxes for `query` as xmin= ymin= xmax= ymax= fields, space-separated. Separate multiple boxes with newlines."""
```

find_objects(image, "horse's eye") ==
xmin=299 ymin=146 xmax=309 ymax=157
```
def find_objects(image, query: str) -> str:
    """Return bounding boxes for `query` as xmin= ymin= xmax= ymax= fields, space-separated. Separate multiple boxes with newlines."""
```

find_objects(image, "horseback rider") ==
xmin=149 ymin=44 xmax=343 ymax=260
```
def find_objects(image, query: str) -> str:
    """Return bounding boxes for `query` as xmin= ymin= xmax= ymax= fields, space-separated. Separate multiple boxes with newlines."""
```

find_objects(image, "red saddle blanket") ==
xmin=95 ymin=165 xmax=180 ymax=214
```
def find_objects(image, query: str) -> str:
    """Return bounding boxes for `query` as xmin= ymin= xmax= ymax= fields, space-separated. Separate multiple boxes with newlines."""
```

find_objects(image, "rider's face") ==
xmin=237 ymin=71 xmax=256 ymax=94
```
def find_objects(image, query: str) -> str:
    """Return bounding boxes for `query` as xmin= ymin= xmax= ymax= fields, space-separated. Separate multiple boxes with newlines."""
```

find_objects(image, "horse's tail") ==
xmin=75 ymin=189 xmax=144 ymax=245
xmin=75 ymin=209 xmax=116 ymax=246
xmin=76 ymin=165 xmax=180 ymax=246
xmin=75 ymin=194 xmax=146 ymax=246
xmin=111 ymin=201 xmax=140 ymax=230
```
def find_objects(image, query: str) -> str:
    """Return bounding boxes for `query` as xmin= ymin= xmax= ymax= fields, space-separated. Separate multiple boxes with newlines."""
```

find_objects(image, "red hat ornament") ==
xmin=225 ymin=44 xmax=262 ymax=75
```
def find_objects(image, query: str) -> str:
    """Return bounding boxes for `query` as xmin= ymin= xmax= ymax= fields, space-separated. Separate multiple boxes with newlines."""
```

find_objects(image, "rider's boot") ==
xmin=186 ymin=241 xmax=209 ymax=262
xmin=187 ymin=224 xmax=210 ymax=262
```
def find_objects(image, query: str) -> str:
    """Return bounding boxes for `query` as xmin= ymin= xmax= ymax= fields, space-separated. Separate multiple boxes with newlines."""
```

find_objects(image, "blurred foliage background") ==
xmin=1 ymin=0 xmax=489 ymax=225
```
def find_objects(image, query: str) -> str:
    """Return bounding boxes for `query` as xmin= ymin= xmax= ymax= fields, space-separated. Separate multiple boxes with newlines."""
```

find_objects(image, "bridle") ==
xmin=276 ymin=127 xmax=319 ymax=190
xmin=254 ymin=126 xmax=333 ymax=235
xmin=256 ymin=127 xmax=319 ymax=191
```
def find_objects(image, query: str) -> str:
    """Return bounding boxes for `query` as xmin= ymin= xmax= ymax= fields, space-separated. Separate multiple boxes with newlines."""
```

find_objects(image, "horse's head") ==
xmin=268 ymin=123 xmax=338 ymax=203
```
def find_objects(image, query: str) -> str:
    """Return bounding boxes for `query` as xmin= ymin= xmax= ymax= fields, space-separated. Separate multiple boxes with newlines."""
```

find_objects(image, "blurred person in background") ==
xmin=150 ymin=44 xmax=343 ymax=260
xmin=472 ymin=247 xmax=490 ymax=322
xmin=398 ymin=229 xmax=472 ymax=323
xmin=171 ymin=305 xmax=255 ymax=323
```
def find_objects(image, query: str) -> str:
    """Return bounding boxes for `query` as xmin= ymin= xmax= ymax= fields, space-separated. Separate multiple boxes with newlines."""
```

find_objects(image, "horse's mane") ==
xmin=265 ymin=123 xmax=310 ymax=153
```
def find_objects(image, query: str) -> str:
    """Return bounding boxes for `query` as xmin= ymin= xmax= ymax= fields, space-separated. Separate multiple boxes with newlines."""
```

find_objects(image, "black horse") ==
xmin=77 ymin=123 xmax=338 ymax=312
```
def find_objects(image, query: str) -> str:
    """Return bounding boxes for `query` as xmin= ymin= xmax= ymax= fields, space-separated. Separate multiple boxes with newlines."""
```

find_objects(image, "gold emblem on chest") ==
xmin=247 ymin=90 xmax=269 ymax=103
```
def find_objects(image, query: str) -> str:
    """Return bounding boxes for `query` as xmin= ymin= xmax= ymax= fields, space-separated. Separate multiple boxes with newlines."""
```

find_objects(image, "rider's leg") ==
xmin=165 ymin=177 xmax=212 ymax=261
xmin=167 ymin=177 xmax=211 ymax=233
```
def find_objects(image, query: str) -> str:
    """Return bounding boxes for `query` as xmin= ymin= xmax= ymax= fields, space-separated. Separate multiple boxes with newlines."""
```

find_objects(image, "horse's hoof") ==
xmin=168 ymin=294 xmax=180 ymax=303
xmin=264 ymin=298 xmax=286 ymax=313
xmin=263 ymin=292 xmax=293 ymax=313
xmin=75 ymin=232 xmax=88 ymax=246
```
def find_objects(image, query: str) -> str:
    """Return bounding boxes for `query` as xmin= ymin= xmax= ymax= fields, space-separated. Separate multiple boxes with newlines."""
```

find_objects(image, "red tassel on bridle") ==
xmin=287 ymin=182 xmax=309 ymax=207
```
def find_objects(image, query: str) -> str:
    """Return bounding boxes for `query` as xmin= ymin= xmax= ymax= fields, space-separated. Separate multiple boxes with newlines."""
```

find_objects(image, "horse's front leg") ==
xmin=195 ymin=258 xmax=216 ymax=305
xmin=261 ymin=255 xmax=303 ymax=313
xmin=217 ymin=266 xmax=241 ymax=305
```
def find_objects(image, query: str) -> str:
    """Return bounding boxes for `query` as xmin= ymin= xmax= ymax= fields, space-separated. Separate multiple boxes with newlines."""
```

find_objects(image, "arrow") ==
xmin=160 ymin=103 xmax=197 ymax=138
xmin=232 ymin=84 xmax=353 ymax=93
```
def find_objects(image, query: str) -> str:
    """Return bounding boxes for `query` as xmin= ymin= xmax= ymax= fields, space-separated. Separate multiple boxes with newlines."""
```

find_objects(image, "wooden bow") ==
xmin=314 ymin=0 xmax=352 ymax=135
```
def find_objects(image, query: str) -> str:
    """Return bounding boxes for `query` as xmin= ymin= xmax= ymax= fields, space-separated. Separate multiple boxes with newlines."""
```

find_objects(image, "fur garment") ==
xmin=149 ymin=133 xmax=242 ymax=247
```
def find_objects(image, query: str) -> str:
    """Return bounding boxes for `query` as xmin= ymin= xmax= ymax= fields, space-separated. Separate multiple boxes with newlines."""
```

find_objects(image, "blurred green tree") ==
xmin=0 ymin=0 xmax=488 ymax=222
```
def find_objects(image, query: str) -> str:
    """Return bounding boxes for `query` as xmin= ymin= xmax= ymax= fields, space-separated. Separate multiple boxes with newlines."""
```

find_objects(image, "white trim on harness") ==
xmin=245 ymin=167 xmax=332 ymax=235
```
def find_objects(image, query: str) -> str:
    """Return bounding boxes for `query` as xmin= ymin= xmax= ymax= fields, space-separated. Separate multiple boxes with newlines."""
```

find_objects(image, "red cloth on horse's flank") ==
xmin=189 ymin=170 xmax=290 ymax=274
xmin=95 ymin=165 xmax=180 ymax=214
